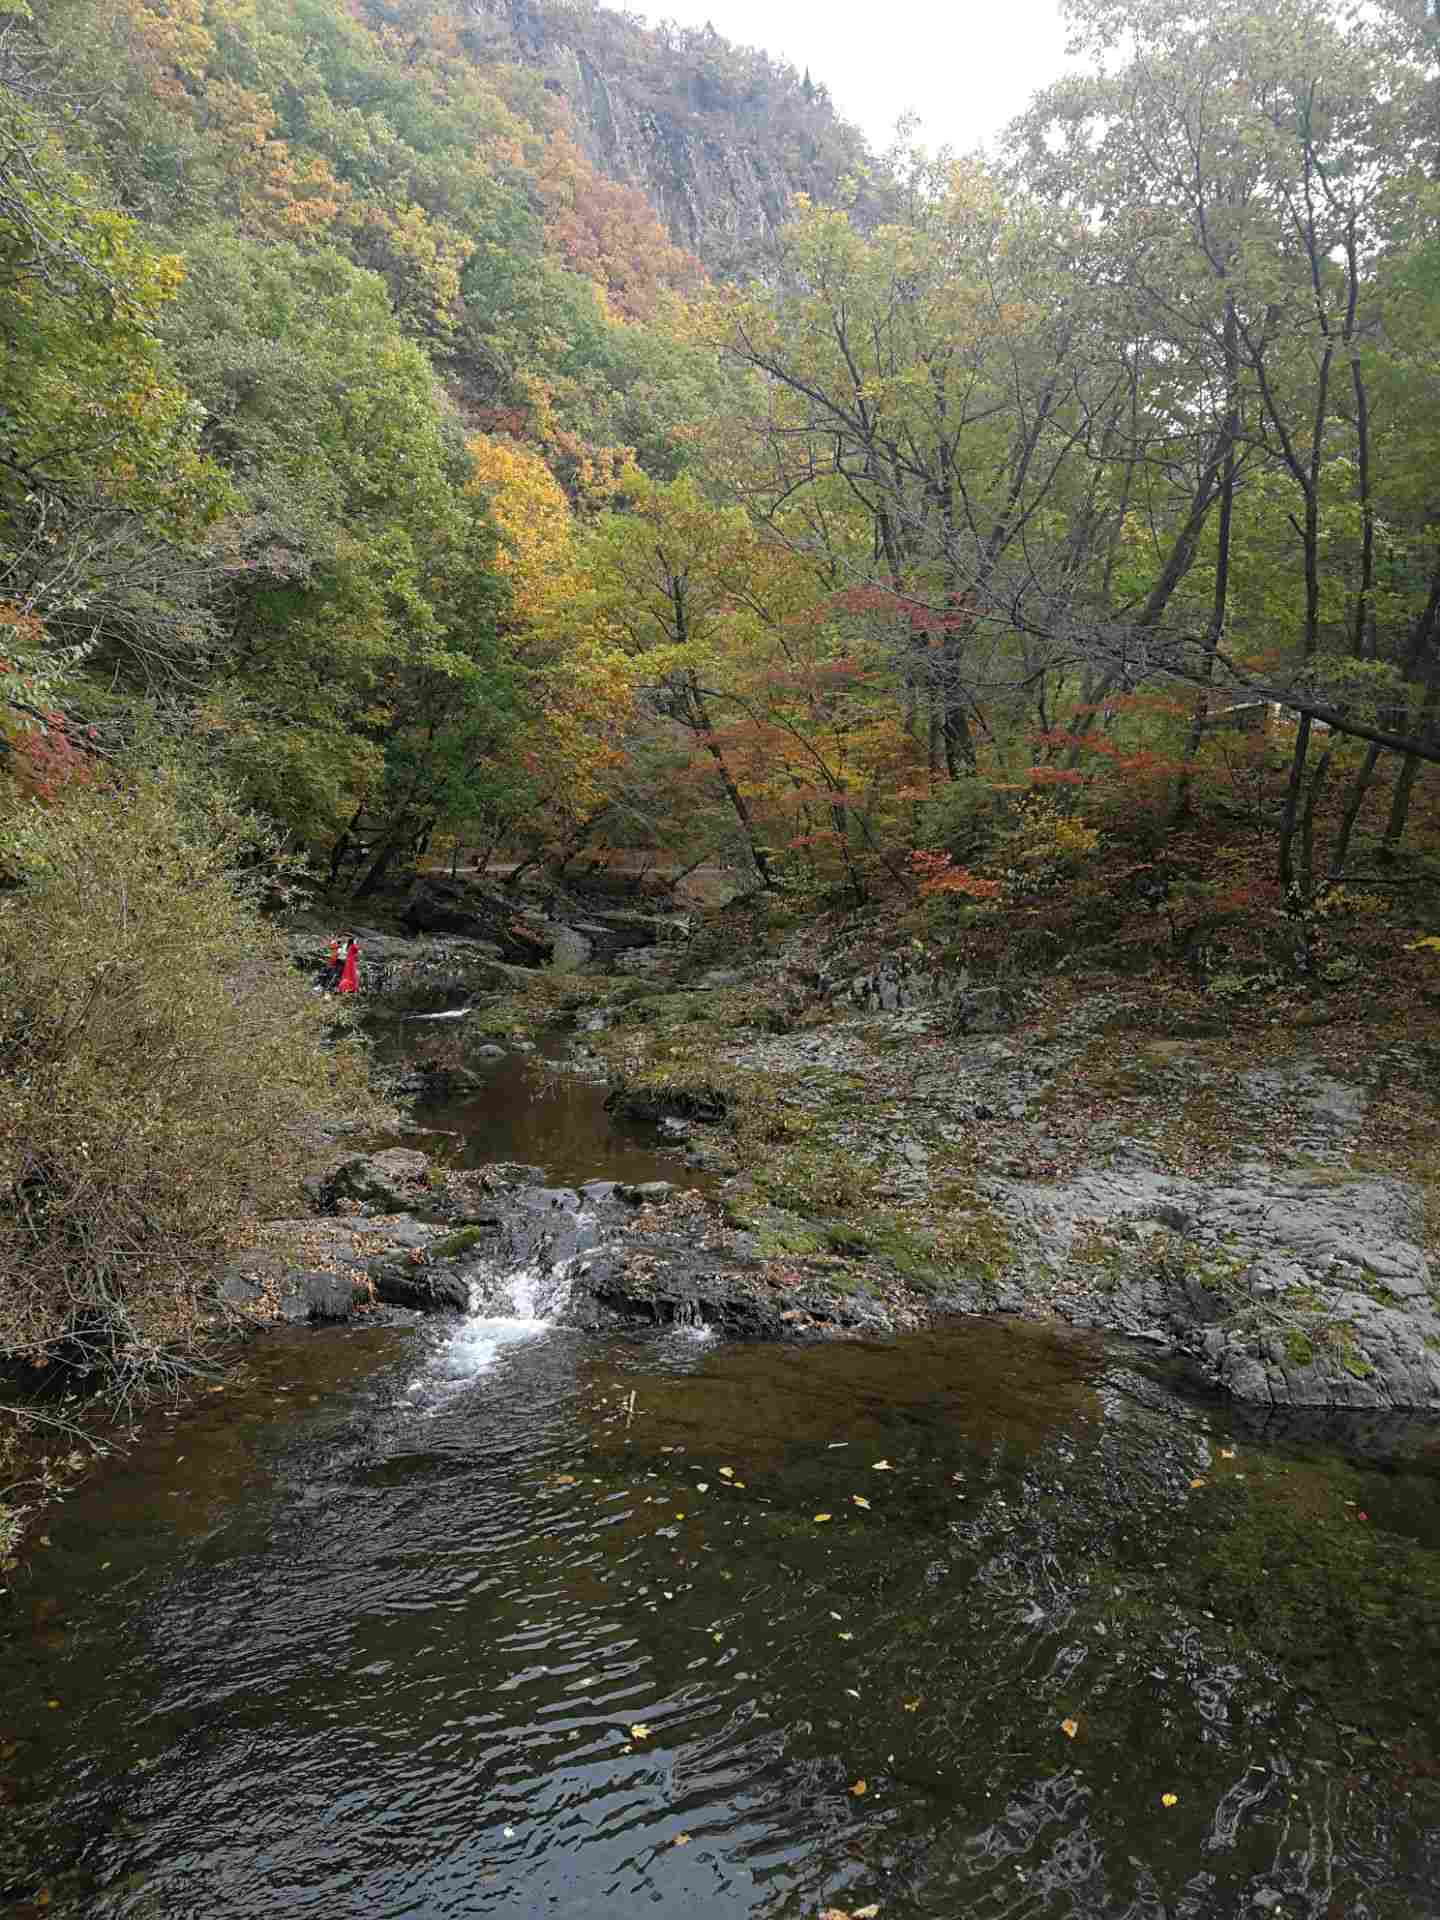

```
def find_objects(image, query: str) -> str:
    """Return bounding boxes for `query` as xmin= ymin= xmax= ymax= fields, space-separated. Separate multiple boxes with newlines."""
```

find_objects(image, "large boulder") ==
xmin=370 ymin=1258 xmax=471 ymax=1312
xmin=400 ymin=875 xmax=554 ymax=964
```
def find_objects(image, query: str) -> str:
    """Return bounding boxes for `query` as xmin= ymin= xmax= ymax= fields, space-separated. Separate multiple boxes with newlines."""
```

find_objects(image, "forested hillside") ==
xmin=7 ymin=0 xmax=1440 ymax=951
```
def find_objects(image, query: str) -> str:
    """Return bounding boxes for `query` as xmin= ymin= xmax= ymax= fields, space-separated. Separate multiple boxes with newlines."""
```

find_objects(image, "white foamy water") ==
xmin=432 ymin=1311 xmax=549 ymax=1379
xmin=409 ymin=1260 xmax=574 ymax=1399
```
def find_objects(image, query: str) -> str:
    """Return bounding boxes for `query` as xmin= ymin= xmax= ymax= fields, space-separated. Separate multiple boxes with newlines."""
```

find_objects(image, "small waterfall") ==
xmin=421 ymin=1250 xmax=576 ymax=1390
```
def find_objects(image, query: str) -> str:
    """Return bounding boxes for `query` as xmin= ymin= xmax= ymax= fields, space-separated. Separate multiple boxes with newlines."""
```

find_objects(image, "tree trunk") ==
xmin=1328 ymin=741 xmax=1381 ymax=881
xmin=1277 ymin=714 xmax=1313 ymax=895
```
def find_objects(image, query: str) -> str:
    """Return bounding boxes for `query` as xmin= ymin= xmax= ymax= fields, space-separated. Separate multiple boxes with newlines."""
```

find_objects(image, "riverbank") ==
xmin=307 ymin=871 xmax=1440 ymax=1413
xmin=8 ymin=870 xmax=1437 ymax=1584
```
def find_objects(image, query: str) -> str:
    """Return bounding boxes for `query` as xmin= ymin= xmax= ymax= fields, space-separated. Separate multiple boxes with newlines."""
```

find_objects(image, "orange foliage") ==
xmin=911 ymin=850 xmax=1004 ymax=900
xmin=534 ymin=132 xmax=702 ymax=321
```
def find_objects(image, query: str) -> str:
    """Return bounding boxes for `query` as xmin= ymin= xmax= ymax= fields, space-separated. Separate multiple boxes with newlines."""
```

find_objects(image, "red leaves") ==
xmin=911 ymin=850 xmax=1004 ymax=900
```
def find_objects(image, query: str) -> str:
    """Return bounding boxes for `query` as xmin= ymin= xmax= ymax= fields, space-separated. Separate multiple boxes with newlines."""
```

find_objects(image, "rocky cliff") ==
xmin=467 ymin=0 xmax=877 ymax=274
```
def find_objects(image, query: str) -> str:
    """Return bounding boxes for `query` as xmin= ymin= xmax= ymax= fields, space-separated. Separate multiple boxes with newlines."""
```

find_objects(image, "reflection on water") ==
xmin=371 ymin=1023 xmax=705 ymax=1192
xmin=4 ymin=1315 xmax=1440 ymax=1918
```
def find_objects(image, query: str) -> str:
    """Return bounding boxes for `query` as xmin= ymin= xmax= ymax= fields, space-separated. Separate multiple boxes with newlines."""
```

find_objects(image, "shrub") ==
xmin=0 ymin=776 xmax=377 ymax=1403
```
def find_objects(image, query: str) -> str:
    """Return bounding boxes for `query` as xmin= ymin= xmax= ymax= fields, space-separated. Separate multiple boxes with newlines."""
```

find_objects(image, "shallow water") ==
xmin=5 ymin=1308 xmax=1440 ymax=1919
xmin=369 ymin=1022 xmax=700 ymax=1191
xmin=6 ymin=1026 xmax=1440 ymax=1917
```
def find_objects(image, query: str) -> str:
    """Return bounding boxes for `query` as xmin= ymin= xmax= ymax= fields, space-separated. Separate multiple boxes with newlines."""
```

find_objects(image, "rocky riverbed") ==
xmin=255 ymin=873 xmax=1440 ymax=1411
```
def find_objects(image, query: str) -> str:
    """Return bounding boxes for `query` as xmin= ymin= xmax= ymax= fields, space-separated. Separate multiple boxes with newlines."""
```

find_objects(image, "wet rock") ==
xmin=619 ymin=1180 xmax=675 ymax=1204
xmin=287 ymin=1271 xmax=360 ymax=1322
xmin=371 ymin=1260 xmax=471 ymax=1313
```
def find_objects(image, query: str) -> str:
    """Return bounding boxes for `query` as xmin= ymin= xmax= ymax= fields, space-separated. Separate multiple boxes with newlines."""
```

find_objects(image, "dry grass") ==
xmin=0 ymin=777 xmax=379 ymax=1406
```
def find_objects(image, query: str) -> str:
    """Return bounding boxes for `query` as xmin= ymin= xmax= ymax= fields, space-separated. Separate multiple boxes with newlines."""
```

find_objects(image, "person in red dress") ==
xmin=336 ymin=935 xmax=360 ymax=995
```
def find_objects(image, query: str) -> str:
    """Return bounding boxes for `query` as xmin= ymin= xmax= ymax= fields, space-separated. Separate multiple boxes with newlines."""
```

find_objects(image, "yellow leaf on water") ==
xmin=837 ymin=1631 xmax=854 ymax=1641
xmin=871 ymin=1460 xmax=893 ymax=1471
xmin=718 ymin=1466 xmax=734 ymax=1478
xmin=673 ymin=1833 xmax=690 ymax=1846
xmin=849 ymin=1777 xmax=867 ymax=1796
xmin=903 ymin=1698 xmax=920 ymax=1711
xmin=1189 ymin=1478 xmax=1206 ymax=1489
xmin=814 ymin=1512 xmax=833 ymax=1523
xmin=852 ymin=1495 xmax=871 ymax=1509
xmin=732 ymin=1479 xmax=747 ymax=1488
xmin=629 ymin=1724 xmax=651 ymax=1740
xmin=675 ymin=1512 xmax=685 ymax=1520
xmin=1219 ymin=1448 xmax=1236 ymax=1460
xmin=1161 ymin=1792 xmax=1178 ymax=1807
xmin=1060 ymin=1718 xmax=1078 ymax=1739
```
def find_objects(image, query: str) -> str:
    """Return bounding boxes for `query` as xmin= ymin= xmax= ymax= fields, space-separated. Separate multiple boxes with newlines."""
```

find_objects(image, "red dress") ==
xmin=337 ymin=941 xmax=360 ymax=994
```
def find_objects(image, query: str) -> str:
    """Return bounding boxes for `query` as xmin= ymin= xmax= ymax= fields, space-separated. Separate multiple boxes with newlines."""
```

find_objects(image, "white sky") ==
xmin=631 ymin=0 xmax=1075 ymax=156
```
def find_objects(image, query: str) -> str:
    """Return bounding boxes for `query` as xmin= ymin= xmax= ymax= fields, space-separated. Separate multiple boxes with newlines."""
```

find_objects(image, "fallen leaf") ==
xmin=674 ymin=1512 xmax=685 ymax=1520
xmin=852 ymin=1494 xmax=871 ymax=1510
xmin=696 ymin=1482 xmax=709 ymax=1493
xmin=871 ymin=1460 xmax=893 ymax=1471
xmin=854 ymin=1906 xmax=881 ymax=1918
xmin=629 ymin=1724 xmax=651 ymax=1740
xmin=837 ymin=1631 xmax=854 ymax=1641
xmin=732 ymin=1479 xmax=747 ymax=1488
xmin=850 ymin=1777 xmax=867 ymax=1796
xmin=902 ymin=1698 xmax=920 ymax=1712
xmin=814 ymin=1512 xmax=833 ymax=1523
xmin=673 ymin=1833 xmax=690 ymax=1847
xmin=553 ymin=1475 xmax=577 ymax=1486
xmin=718 ymin=1466 xmax=734 ymax=1478
xmin=1060 ymin=1718 xmax=1078 ymax=1739
xmin=1218 ymin=1447 xmax=1236 ymax=1460
xmin=1189 ymin=1477 xmax=1207 ymax=1489
xmin=1161 ymin=1792 xmax=1178 ymax=1808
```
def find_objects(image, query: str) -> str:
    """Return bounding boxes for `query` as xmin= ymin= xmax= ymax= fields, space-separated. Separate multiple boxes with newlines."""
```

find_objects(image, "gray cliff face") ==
xmin=468 ymin=0 xmax=872 ymax=274
xmin=547 ymin=44 xmax=789 ymax=271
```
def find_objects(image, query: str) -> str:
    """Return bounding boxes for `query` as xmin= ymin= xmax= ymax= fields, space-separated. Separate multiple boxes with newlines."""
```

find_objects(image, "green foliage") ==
xmin=0 ymin=774 xmax=378 ymax=1398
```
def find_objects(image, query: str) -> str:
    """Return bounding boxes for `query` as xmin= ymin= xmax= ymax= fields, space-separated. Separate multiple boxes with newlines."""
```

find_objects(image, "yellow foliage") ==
xmin=466 ymin=436 xmax=575 ymax=624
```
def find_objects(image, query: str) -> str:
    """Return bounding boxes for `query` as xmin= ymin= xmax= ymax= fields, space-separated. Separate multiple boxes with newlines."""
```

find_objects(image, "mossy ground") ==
xmin=397 ymin=884 xmax=1440 ymax=1343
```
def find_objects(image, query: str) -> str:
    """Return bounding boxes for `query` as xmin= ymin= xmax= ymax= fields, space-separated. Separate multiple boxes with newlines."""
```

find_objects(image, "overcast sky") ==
xmin=630 ymin=0 xmax=1075 ymax=156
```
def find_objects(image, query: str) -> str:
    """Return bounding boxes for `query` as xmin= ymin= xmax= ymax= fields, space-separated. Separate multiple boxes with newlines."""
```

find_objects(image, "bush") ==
xmin=0 ymin=776 xmax=377 ymax=1402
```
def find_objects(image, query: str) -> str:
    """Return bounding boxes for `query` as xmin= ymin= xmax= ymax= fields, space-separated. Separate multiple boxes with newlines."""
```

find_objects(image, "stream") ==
xmin=4 ymin=1027 xmax=1440 ymax=1917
